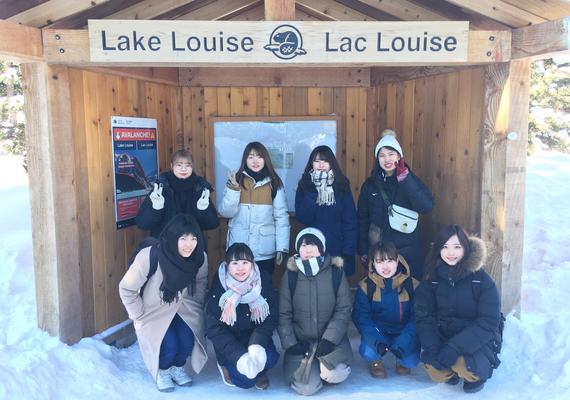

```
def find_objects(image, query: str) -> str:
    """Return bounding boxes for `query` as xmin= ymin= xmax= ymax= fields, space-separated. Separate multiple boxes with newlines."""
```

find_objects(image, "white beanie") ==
xmin=374 ymin=129 xmax=403 ymax=158
xmin=295 ymin=227 xmax=326 ymax=253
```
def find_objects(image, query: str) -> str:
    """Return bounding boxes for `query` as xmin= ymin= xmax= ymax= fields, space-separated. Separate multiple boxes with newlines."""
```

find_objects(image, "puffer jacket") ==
xmin=414 ymin=237 xmax=503 ymax=380
xmin=357 ymin=170 xmax=434 ymax=279
xmin=295 ymin=186 xmax=357 ymax=275
xmin=352 ymin=257 xmax=419 ymax=356
xmin=205 ymin=264 xmax=278 ymax=366
xmin=218 ymin=172 xmax=290 ymax=261
xmin=279 ymin=255 xmax=353 ymax=377
xmin=136 ymin=171 xmax=219 ymax=237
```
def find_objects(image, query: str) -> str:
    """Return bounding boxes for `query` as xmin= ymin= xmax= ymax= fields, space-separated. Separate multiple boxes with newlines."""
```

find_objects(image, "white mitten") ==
xmin=236 ymin=352 xmax=262 ymax=379
xmin=248 ymin=344 xmax=267 ymax=370
xmin=149 ymin=183 xmax=164 ymax=210
xmin=196 ymin=188 xmax=210 ymax=210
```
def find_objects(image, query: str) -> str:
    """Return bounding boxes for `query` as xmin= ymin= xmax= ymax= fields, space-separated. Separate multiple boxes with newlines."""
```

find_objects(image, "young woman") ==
xmin=414 ymin=225 xmax=503 ymax=394
xmin=136 ymin=149 xmax=219 ymax=238
xmin=279 ymin=228 xmax=353 ymax=396
xmin=119 ymin=214 xmax=209 ymax=392
xmin=295 ymin=145 xmax=357 ymax=275
xmin=206 ymin=243 xmax=279 ymax=390
xmin=219 ymin=142 xmax=290 ymax=276
xmin=352 ymin=241 xmax=420 ymax=379
xmin=357 ymin=129 xmax=434 ymax=279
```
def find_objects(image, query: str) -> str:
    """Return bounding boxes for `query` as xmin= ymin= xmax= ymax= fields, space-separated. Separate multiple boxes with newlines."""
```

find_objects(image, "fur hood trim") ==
xmin=463 ymin=236 xmax=487 ymax=273
xmin=286 ymin=255 xmax=344 ymax=272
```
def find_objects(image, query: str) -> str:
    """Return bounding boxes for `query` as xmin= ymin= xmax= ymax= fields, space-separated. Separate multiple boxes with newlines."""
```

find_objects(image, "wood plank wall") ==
xmin=67 ymin=66 xmax=486 ymax=335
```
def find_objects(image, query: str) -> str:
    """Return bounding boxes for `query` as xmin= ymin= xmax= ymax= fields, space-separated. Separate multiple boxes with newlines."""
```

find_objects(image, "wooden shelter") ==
xmin=1 ymin=0 xmax=569 ymax=344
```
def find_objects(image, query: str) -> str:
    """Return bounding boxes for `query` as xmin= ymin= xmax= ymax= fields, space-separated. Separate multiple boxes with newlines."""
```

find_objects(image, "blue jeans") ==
xmin=159 ymin=314 xmax=195 ymax=370
xmin=224 ymin=339 xmax=280 ymax=389
xmin=359 ymin=335 xmax=420 ymax=369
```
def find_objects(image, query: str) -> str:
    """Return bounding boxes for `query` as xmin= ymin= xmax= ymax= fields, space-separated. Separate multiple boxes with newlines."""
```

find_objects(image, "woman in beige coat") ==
xmin=119 ymin=214 xmax=209 ymax=392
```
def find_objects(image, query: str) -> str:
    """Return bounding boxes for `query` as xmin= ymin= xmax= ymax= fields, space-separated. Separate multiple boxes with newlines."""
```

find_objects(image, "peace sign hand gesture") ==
xmin=149 ymin=183 xmax=165 ymax=210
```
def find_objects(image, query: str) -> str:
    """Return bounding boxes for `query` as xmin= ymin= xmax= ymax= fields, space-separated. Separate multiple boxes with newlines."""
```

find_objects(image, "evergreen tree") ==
xmin=0 ymin=61 xmax=26 ymax=164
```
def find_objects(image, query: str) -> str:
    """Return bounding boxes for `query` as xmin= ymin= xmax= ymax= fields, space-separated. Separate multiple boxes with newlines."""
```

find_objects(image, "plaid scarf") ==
xmin=218 ymin=263 xmax=270 ymax=326
xmin=310 ymin=169 xmax=335 ymax=206
xmin=294 ymin=255 xmax=325 ymax=277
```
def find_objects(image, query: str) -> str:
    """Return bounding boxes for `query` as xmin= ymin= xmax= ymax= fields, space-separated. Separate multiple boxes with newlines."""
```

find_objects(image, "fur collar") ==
xmin=286 ymin=255 xmax=344 ymax=272
xmin=463 ymin=236 xmax=487 ymax=273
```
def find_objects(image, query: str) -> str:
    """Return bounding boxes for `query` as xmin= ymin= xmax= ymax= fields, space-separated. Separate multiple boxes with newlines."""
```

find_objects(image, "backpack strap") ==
xmin=288 ymin=269 xmax=298 ymax=299
xmin=471 ymin=269 xmax=483 ymax=300
xmin=140 ymin=244 xmax=159 ymax=298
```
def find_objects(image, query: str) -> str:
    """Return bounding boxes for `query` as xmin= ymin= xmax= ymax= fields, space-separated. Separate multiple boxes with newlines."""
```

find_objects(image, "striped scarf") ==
xmin=310 ymin=169 xmax=335 ymax=206
xmin=294 ymin=255 xmax=325 ymax=277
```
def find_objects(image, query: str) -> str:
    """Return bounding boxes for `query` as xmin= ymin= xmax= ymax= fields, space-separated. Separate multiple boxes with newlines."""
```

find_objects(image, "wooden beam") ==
xmin=501 ymin=0 xmax=570 ymax=21
xmin=0 ymin=0 xmax=49 ymax=19
xmin=512 ymin=17 xmax=570 ymax=59
xmin=21 ymin=63 xmax=83 ymax=344
xmin=371 ymin=65 xmax=479 ymax=85
xmin=179 ymin=67 xmax=371 ymax=86
xmin=8 ymin=0 xmax=114 ymax=28
xmin=355 ymin=0 xmax=449 ymax=21
xmin=480 ymin=60 xmax=529 ymax=315
xmin=77 ymin=66 xmax=179 ymax=85
xmin=108 ymin=0 xmax=212 ymax=20
xmin=46 ymin=0 xmax=145 ymax=29
xmin=296 ymin=0 xmax=378 ymax=21
xmin=443 ymin=0 xmax=547 ymax=28
xmin=228 ymin=4 xmax=265 ymax=21
xmin=43 ymin=28 xmax=511 ymax=66
xmin=0 ymin=20 xmax=43 ymax=62
xmin=264 ymin=0 xmax=295 ymax=20
xmin=334 ymin=0 xmax=399 ymax=21
xmin=176 ymin=0 xmax=261 ymax=21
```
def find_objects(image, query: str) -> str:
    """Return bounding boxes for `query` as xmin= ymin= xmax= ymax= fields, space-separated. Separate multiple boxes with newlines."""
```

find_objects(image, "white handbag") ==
xmin=388 ymin=204 xmax=419 ymax=234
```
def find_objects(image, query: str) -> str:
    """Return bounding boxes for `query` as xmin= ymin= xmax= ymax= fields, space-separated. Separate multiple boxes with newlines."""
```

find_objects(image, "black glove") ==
xmin=288 ymin=341 xmax=310 ymax=356
xmin=391 ymin=347 xmax=404 ymax=360
xmin=438 ymin=345 xmax=460 ymax=369
xmin=420 ymin=350 xmax=446 ymax=370
xmin=315 ymin=339 xmax=335 ymax=357
xmin=376 ymin=342 xmax=388 ymax=357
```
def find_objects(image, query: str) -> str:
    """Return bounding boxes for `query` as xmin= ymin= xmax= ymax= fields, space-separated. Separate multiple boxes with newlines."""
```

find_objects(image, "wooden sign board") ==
xmin=88 ymin=20 xmax=469 ymax=64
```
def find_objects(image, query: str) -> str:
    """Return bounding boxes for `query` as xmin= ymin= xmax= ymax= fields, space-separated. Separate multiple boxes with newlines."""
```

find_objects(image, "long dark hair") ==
xmin=225 ymin=242 xmax=255 ymax=265
xmin=298 ymin=145 xmax=350 ymax=192
xmin=236 ymin=142 xmax=283 ymax=191
xmin=424 ymin=224 xmax=471 ymax=280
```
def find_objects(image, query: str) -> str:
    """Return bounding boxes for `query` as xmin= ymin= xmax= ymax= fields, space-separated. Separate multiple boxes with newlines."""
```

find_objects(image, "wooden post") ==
xmin=480 ymin=60 xmax=529 ymax=316
xmin=264 ymin=0 xmax=295 ymax=20
xmin=21 ymin=63 xmax=83 ymax=344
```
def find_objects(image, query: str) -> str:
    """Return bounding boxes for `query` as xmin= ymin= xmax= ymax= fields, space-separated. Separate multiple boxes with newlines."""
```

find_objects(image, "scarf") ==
xmin=157 ymin=239 xmax=205 ymax=304
xmin=294 ymin=255 xmax=326 ymax=277
xmin=244 ymin=166 xmax=267 ymax=183
xmin=218 ymin=263 xmax=270 ymax=326
xmin=359 ymin=259 xmax=413 ymax=302
xmin=165 ymin=171 xmax=199 ymax=214
xmin=310 ymin=169 xmax=335 ymax=206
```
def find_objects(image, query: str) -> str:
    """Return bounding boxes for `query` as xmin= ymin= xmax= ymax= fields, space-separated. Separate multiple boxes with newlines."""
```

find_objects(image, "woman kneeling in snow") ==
xmin=415 ymin=224 xmax=503 ymax=394
xmin=279 ymin=227 xmax=353 ymax=396
xmin=206 ymin=243 xmax=279 ymax=390
xmin=352 ymin=241 xmax=420 ymax=379
xmin=119 ymin=214 xmax=209 ymax=392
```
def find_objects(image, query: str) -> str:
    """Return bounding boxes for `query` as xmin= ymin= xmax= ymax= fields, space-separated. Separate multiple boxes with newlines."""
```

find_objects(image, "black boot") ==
xmin=463 ymin=380 xmax=485 ymax=393
xmin=445 ymin=374 xmax=460 ymax=386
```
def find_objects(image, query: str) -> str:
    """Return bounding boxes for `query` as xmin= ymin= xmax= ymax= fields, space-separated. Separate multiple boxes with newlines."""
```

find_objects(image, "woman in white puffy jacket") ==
xmin=219 ymin=142 xmax=290 ymax=277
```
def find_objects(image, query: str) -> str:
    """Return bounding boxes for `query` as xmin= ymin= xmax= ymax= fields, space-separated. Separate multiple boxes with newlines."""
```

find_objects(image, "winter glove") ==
xmin=420 ymin=350 xmax=446 ymax=370
xmin=247 ymin=344 xmax=267 ymax=371
xmin=288 ymin=341 xmax=310 ymax=356
xmin=226 ymin=170 xmax=239 ymax=190
xmin=236 ymin=346 xmax=265 ymax=379
xmin=376 ymin=342 xmax=388 ymax=357
xmin=360 ymin=254 xmax=369 ymax=268
xmin=275 ymin=251 xmax=287 ymax=266
xmin=437 ymin=345 xmax=460 ymax=369
xmin=396 ymin=159 xmax=409 ymax=182
xmin=316 ymin=339 xmax=335 ymax=357
xmin=149 ymin=183 xmax=165 ymax=210
xmin=196 ymin=188 xmax=210 ymax=211
xmin=391 ymin=347 xmax=404 ymax=360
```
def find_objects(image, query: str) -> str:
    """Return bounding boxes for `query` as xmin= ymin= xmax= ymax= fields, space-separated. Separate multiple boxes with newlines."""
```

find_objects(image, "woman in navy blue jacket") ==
xmin=414 ymin=225 xmax=503 ymax=394
xmin=206 ymin=243 xmax=279 ymax=390
xmin=357 ymin=130 xmax=434 ymax=279
xmin=295 ymin=146 xmax=357 ymax=275
xmin=352 ymin=241 xmax=420 ymax=379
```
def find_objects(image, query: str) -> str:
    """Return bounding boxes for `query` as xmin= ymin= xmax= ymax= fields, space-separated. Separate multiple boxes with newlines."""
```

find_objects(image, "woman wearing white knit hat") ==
xmin=356 ymin=129 xmax=434 ymax=279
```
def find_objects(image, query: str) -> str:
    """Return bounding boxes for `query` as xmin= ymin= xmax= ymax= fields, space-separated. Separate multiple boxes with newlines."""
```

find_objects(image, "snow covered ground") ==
xmin=0 ymin=151 xmax=569 ymax=399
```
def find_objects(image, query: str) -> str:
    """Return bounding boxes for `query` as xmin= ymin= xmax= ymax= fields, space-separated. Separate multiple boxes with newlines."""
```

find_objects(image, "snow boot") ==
xmin=255 ymin=373 xmax=270 ymax=390
xmin=156 ymin=368 xmax=175 ymax=392
xmin=169 ymin=365 xmax=193 ymax=387
xmin=217 ymin=363 xmax=235 ymax=387
xmin=463 ymin=379 xmax=485 ymax=393
xmin=369 ymin=361 xmax=386 ymax=378
xmin=395 ymin=362 xmax=411 ymax=375
xmin=445 ymin=374 xmax=460 ymax=386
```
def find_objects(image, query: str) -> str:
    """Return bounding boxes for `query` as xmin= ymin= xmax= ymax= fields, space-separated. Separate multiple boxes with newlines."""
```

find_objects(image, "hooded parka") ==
xmin=119 ymin=246 xmax=209 ymax=380
xmin=414 ymin=237 xmax=503 ymax=380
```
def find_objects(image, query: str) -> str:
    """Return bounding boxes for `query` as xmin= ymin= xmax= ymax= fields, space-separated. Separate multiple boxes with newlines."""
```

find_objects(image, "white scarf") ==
xmin=310 ymin=169 xmax=335 ymax=206
xmin=294 ymin=255 xmax=325 ymax=277
xmin=218 ymin=263 xmax=270 ymax=326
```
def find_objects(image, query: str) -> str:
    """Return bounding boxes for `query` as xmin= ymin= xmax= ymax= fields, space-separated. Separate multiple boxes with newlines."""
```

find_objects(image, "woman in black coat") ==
xmin=357 ymin=130 xmax=434 ymax=279
xmin=136 ymin=149 xmax=219 ymax=238
xmin=414 ymin=225 xmax=503 ymax=394
xmin=206 ymin=243 xmax=279 ymax=390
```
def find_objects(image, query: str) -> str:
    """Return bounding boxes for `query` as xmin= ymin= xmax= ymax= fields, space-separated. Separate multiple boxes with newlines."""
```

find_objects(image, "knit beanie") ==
xmin=295 ymin=227 xmax=326 ymax=253
xmin=374 ymin=129 xmax=403 ymax=158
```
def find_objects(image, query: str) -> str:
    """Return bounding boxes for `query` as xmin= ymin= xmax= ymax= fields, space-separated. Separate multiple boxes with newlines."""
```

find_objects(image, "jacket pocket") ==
xmin=257 ymin=225 xmax=276 ymax=256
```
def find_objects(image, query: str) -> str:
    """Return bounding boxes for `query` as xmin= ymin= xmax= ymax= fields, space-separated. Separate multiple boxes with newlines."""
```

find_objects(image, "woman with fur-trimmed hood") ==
xmin=278 ymin=228 xmax=353 ymax=396
xmin=414 ymin=225 xmax=503 ymax=394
